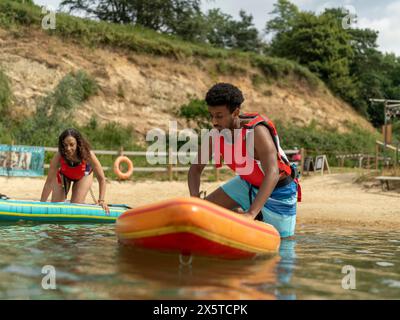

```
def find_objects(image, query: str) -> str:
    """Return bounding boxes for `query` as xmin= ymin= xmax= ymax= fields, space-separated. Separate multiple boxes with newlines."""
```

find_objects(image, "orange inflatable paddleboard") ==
xmin=116 ymin=197 xmax=281 ymax=259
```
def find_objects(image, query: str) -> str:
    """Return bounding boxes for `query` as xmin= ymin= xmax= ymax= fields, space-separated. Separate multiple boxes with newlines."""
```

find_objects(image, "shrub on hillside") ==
xmin=178 ymin=98 xmax=210 ymax=129
xmin=0 ymin=70 xmax=12 ymax=116
xmin=13 ymin=70 xmax=98 ymax=146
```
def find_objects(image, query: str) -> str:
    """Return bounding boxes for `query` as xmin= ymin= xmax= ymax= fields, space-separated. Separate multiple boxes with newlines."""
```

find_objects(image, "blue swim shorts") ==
xmin=221 ymin=176 xmax=298 ymax=238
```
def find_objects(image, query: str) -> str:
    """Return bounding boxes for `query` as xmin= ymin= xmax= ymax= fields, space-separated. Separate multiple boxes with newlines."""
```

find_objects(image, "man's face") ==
xmin=208 ymin=105 xmax=239 ymax=131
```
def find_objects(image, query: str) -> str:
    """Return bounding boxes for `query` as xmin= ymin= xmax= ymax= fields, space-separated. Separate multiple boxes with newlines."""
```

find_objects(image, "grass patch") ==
xmin=250 ymin=54 xmax=321 ymax=90
xmin=215 ymin=61 xmax=247 ymax=76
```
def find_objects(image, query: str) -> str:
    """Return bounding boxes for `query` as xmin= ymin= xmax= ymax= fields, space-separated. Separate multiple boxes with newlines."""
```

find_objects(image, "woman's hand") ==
xmin=98 ymin=199 xmax=110 ymax=215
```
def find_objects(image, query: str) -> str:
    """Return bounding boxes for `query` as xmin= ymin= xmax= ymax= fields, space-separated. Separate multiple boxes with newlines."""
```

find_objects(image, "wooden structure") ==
xmin=375 ymin=141 xmax=399 ymax=172
xmin=375 ymin=176 xmax=400 ymax=191
xmin=41 ymin=147 xmax=304 ymax=181
xmin=370 ymin=99 xmax=400 ymax=168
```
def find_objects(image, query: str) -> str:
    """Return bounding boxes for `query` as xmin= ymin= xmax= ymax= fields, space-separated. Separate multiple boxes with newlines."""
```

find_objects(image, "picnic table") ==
xmin=375 ymin=176 xmax=400 ymax=191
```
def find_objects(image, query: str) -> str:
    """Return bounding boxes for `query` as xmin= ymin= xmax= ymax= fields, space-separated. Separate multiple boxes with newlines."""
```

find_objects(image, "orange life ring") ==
xmin=113 ymin=156 xmax=133 ymax=180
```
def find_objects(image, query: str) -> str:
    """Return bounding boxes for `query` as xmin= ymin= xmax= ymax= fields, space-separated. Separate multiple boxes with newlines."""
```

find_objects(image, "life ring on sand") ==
xmin=113 ymin=156 xmax=133 ymax=180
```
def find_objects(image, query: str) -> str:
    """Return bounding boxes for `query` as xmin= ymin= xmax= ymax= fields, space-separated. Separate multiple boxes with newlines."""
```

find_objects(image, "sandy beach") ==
xmin=1 ymin=172 xmax=399 ymax=230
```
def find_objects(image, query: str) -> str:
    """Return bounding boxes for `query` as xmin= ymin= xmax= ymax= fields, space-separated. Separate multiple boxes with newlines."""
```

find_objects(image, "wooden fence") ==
xmin=43 ymin=147 xmax=304 ymax=181
xmin=334 ymin=141 xmax=400 ymax=170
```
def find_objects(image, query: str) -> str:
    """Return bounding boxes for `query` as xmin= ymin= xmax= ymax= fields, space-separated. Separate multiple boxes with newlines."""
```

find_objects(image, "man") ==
xmin=188 ymin=83 xmax=300 ymax=238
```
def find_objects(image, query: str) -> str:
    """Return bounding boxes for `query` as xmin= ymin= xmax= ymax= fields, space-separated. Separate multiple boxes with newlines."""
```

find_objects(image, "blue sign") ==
xmin=0 ymin=145 xmax=45 ymax=177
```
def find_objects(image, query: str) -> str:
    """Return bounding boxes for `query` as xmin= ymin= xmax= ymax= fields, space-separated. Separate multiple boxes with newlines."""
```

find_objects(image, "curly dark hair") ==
xmin=205 ymin=83 xmax=244 ymax=113
xmin=58 ymin=128 xmax=91 ymax=163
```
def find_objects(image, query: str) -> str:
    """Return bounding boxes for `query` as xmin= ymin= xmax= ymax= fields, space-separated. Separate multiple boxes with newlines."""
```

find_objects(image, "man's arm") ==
xmin=245 ymin=125 xmax=280 ymax=218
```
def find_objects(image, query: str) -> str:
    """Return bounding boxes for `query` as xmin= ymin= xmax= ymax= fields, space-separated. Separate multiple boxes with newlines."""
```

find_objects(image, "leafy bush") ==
xmin=10 ymin=70 xmax=98 ymax=146
xmin=0 ymin=69 xmax=12 ymax=116
xmin=80 ymin=118 xmax=139 ymax=151
xmin=178 ymin=98 xmax=210 ymax=129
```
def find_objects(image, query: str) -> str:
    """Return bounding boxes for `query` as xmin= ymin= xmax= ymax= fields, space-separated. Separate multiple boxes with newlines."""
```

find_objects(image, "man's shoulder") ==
xmin=253 ymin=123 xmax=270 ymax=135
xmin=252 ymin=124 xmax=274 ymax=146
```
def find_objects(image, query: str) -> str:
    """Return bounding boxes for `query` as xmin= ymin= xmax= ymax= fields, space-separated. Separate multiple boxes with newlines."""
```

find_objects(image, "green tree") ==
xmin=60 ymin=0 xmax=205 ymax=41
xmin=205 ymin=8 xmax=235 ymax=48
xmin=267 ymin=7 xmax=357 ymax=107
xmin=231 ymin=10 xmax=261 ymax=52
xmin=265 ymin=1 xmax=400 ymax=125
xmin=205 ymin=9 xmax=261 ymax=52
xmin=265 ymin=0 xmax=299 ymax=35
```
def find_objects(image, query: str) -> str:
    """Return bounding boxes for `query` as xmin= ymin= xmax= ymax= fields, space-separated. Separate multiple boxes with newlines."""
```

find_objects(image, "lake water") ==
xmin=0 ymin=222 xmax=399 ymax=299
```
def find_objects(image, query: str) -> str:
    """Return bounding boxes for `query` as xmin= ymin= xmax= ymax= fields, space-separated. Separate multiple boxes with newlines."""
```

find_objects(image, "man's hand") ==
xmin=242 ymin=211 xmax=258 ymax=220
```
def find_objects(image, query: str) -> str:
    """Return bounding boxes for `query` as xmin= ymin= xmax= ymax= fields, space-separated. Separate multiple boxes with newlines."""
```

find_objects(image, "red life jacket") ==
xmin=58 ymin=156 xmax=91 ymax=181
xmin=214 ymin=113 xmax=292 ymax=187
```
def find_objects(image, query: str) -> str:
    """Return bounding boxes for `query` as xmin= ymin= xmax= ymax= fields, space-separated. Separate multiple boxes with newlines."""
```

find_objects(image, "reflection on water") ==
xmin=115 ymin=246 xmax=280 ymax=299
xmin=0 ymin=222 xmax=399 ymax=299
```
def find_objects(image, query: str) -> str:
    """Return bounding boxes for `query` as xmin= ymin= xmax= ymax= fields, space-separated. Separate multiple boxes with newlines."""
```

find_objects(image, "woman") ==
xmin=40 ymin=128 xmax=109 ymax=213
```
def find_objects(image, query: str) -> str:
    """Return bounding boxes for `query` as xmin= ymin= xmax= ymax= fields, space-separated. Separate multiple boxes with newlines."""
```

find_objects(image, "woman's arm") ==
xmin=89 ymin=151 xmax=109 ymax=213
xmin=40 ymin=153 xmax=61 ymax=202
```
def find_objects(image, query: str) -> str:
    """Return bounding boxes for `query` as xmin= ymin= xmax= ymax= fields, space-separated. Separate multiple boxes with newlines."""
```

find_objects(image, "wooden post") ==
xmin=6 ymin=140 xmax=15 ymax=177
xmin=300 ymin=148 xmax=305 ymax=178
xmin=325 ymin=155 xmax=331 ymax=174
xmin=215 ymin=166 xmax=220 ymax=181
xmin=375 ymin=142 xmax=379 ymax=170
xmin=321 ymin=156 xmax=324 ymax=176
xmin=168 ymin=147 xmax=173 ymax=181
xmin=382 ymin=124 xmax=392 ymax=145
xmin=116 ymin=147 xmax=124 ymax=182
xmin=394 ymin=143 xmax=399 ymax=176
xmin=394 ymin=143 xmax=400 ymax=176
xmin=340 ymin=157 xmax=345 ymax=168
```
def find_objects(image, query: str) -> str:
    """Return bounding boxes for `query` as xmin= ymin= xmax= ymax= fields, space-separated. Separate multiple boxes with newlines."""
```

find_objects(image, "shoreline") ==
xmin=0 ymin=172 xmax=399 ymax=231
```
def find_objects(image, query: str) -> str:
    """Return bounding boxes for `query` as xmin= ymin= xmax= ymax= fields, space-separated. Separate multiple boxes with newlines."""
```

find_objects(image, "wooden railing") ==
xmin=43 ymin=147 xmax=303 ymax=181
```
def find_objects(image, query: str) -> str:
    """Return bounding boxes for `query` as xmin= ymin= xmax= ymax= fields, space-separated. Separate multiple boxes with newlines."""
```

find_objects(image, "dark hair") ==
xmin=205 ymin=83 xmax=244 ymax=113
xmin=58 ymin=128 xmax=91 ymax=162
